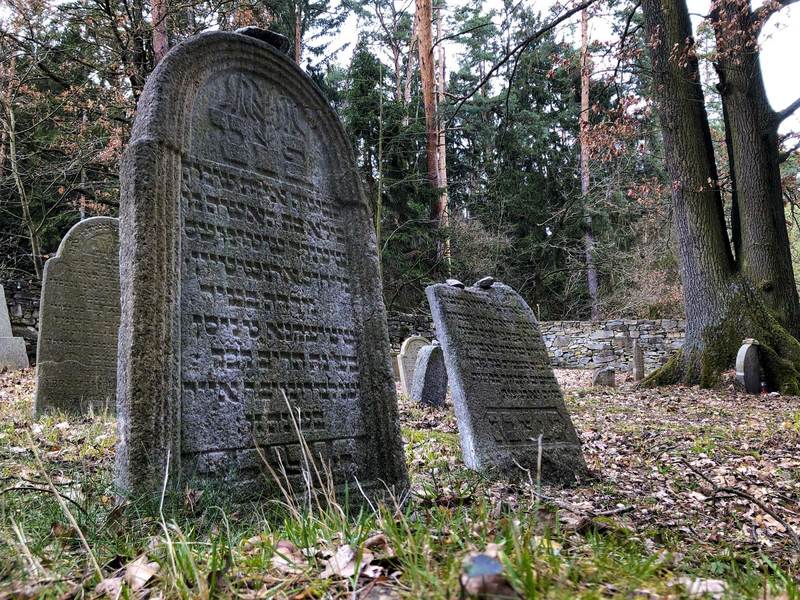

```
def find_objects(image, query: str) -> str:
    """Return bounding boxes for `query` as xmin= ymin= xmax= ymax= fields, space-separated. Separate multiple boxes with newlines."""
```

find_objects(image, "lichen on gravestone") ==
xmin=116 ymin=28 xmax=407 ymax=502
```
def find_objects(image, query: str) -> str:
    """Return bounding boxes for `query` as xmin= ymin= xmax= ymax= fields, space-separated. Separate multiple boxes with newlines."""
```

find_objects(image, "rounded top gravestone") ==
xmin=35 ymin=217 xmax=120 ymax=414
xmin=735 ymin=339 xmax=761 ymax=394
xmin=397 ymin=335 xmax=430 ymax=395
xmin=117 ymin=29 xmax=407 ymax=501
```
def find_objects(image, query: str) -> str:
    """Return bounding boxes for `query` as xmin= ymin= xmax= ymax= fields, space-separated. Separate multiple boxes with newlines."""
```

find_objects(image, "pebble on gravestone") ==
xmin=632 ymin=340 xmax=645 ymax=382
xmin=592 ymin=367 xmax=615 ymax=387
xmin=0 ymin=285 xmax=29 ymax=370
xmin=409 ymin=342 xmax=447 ymax=407
xmin=735 ymin=339 xmax=761 ymax=394
xmin=35 ymin=217 xmax=119 ymax=415
xmin=426 ymin=280 xmax=587 ymax=483
xmin=396 ymin=335 xmax=430 ymax=395
xmin=116 ymin=28 xmax=408 ymax=501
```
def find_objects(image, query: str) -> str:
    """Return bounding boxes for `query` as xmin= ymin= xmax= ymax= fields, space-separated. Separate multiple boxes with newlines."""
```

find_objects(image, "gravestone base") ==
xmin=0 ymin=337 xmax=29 ymax=369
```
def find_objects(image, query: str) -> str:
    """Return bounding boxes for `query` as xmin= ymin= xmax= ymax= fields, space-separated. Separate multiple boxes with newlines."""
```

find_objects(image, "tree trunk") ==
xmin=435 ymin=12 xmax=451 ymax=270
xmin=580 ymin=9 xmax=600 ymax=320
xmin=710 ymin=0 xmax=800 ymax=339
xmin=639 ymin=0 xmax=800 ymax=392
xmin=416 ymin=0 xmax=439 ymax=211
xmin=152 ymin=0 xmax=169 ymax=64
xmin=294 ymin=4 xmax=302 ymax=64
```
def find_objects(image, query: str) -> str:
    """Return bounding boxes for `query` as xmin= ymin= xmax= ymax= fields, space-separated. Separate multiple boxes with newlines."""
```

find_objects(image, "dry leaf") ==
xmin=125 ymin=555 xmax=160 ymax=591
xmin=271 ymin=540 xmax=308 ymax=574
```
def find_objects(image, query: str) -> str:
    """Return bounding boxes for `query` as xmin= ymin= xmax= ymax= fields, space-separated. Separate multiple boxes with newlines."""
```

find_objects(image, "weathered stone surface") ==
xmin=409 ymin=343 xmax=447 ymax=406
xmin=592 ymin=367 xmax=615 ymax=387
xmin=34 ymin=218 xmax=119 ymax=414
xmin=426 ymin=281 xmax=587 ymax=483
xmin=397 ymin=335 xmax=430 ymax=395
xmin=735 ymin=340 xmax=761 ymax=394
xmin=632 ymin=340 xmax=645 ymax=381
xmin=0 ymin=286 xmax=29 ymax=370
xmin=116 ymin=30 xmax=407 ymax=501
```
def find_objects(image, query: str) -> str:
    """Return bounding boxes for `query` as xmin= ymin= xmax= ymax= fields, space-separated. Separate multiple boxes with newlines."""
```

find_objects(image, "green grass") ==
xmin=1 ymin=383 xmax=798 ymax=598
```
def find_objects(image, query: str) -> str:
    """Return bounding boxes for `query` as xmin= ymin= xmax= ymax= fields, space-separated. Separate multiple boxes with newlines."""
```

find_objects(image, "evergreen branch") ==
xmin=447 ymin=0 xmax=598 ymax=126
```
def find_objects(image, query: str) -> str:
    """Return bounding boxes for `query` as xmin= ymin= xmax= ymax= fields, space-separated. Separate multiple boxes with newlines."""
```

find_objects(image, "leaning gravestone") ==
xmin=35 ymin=217 xmax=119 ymax=414
xmin=116 ymin=29 xmax=407 ymax=500
xmin=0 ymin=286 xmax=29 ymax=369
xmin=426 ymin=279 xmax=587 ymax=483
xmin=397 ymin=335 xmax=430 ymax=395
xmin=410 ymin=342 xmax=447 ymax=407
xmin=735 ymin=339 xmax=761 ymax=394
xmin=632 ymin=340 xmax=645 ymax=382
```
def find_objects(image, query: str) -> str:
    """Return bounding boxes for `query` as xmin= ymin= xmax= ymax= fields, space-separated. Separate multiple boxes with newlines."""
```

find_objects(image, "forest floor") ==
xmin=0 ymin=368 xmax=798 ymax=599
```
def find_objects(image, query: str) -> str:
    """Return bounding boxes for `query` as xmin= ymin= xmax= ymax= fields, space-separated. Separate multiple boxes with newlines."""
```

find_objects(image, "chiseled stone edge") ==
xmin=426 ymin=282 xmax=588 ymax=484
xmin=117 ymin=30 xmax=408 ymax=500
xmin=34 ymin=217 xmax=119 ymax=415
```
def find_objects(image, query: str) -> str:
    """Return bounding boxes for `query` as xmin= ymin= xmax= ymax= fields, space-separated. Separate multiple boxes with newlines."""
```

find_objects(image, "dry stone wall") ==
xmin=539 ymin=319 xmax=686 ymax=372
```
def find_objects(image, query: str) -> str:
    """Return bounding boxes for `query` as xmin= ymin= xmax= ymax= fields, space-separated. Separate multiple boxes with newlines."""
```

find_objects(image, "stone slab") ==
xmin=397 ymin=335 xmax=430 ymax=395
xmin=735 ymin=340 xmax=761 ymax=394
xmin=592 ymin=367 xmax=615 ymax=387
xmin=0 ymin=286 xmax=29 ymax=369
xmin=35 ymin=217 xmax=119 ymax=414
xmin=426 ymin=281 xmax=587 ymax=483
xmin=116 ymin=29 xmax=408 ymax=501
xmin=632 ymin=340 xmax=645 ymax=382
xmin=409 ymin=343 xmax=447 ymax=406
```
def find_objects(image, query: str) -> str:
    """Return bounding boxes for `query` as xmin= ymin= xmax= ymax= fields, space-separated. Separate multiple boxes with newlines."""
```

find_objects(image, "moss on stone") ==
xmin=644 ymin=282 xmax=800 ymax=392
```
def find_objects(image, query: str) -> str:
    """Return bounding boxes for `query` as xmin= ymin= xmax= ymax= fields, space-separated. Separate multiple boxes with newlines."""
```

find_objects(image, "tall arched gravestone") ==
xmin=117 ymin=29 xmax=407 ymax=500
xmin=35 ymin=217 xmax=119 ymax=414
xmin=397 ymin=335 xmax=430 ymax=395
xmin=426 ymin=281 xmax=587 ymax=483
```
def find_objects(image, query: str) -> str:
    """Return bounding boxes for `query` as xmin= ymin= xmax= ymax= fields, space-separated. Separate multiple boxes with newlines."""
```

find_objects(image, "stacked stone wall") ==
xmin=539 ymin=319 xmax=686 ymax=372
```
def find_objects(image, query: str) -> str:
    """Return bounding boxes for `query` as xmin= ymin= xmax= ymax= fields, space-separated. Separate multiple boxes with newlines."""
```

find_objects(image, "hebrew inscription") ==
xmin=426 ymin=281 xmax=587 ymax=483
xmin=35 ymin=217 xmax=119 ymax=414
xmin=117 ymin=30 xmax=407 ymax=501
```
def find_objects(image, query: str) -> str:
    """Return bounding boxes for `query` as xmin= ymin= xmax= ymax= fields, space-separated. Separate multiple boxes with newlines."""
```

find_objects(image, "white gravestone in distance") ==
xmin=397 ymin=335 xmax=430 ymax=395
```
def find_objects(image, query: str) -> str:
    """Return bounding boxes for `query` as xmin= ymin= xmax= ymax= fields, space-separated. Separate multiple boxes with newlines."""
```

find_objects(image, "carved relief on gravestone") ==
xmin=117 ymin=29 xmax=407 ymax=500
xmin=632 ymin=340 xmax=645 ymax=382
xmin=735 ymin=339 xmax=761 ymax=394
xmin=426 ymin=279 xmax=587 ymax=483
xmin=409 ymin=342 xmax=447 ymax=407
xmin=35 ymin=217 xmax=120 ymax=414
xmin=0 ymin=285 xmax=29 ymax=370
xmin=397 ymin=335 xmax=430 ymax=394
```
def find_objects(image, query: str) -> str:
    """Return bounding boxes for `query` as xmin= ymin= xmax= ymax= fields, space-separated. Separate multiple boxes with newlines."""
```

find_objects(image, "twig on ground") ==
xmin=680 ymin=459 xmax=800 ymax=551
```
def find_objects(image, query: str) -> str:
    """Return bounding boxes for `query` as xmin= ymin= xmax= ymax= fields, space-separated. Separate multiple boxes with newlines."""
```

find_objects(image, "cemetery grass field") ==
xmin=1 ymin=369 xmax=799 ymax=599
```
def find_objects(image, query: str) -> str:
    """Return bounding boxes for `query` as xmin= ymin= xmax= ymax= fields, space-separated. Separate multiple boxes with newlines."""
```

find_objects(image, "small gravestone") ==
xmin=0 ymin=286 xmax=29 ymax=369
xmin=397 ymin=335 xmax=430 ymax=395
xmin=35 ymin=217 xmax=119 ymax=414
xmin=410 ymin=342 xmax=447 ymax=407
xmin=632 ymin=339 xmax=645 ymax=381
xmin=592 ymin=367 xmax=615 ymax=387
xmin=116 ymin=29 xmax=407 ymax=500
xmin=426 ymin=279 xmax=587 ymax=483
xmin=735 ymin=339 xmax=761 ymax=394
